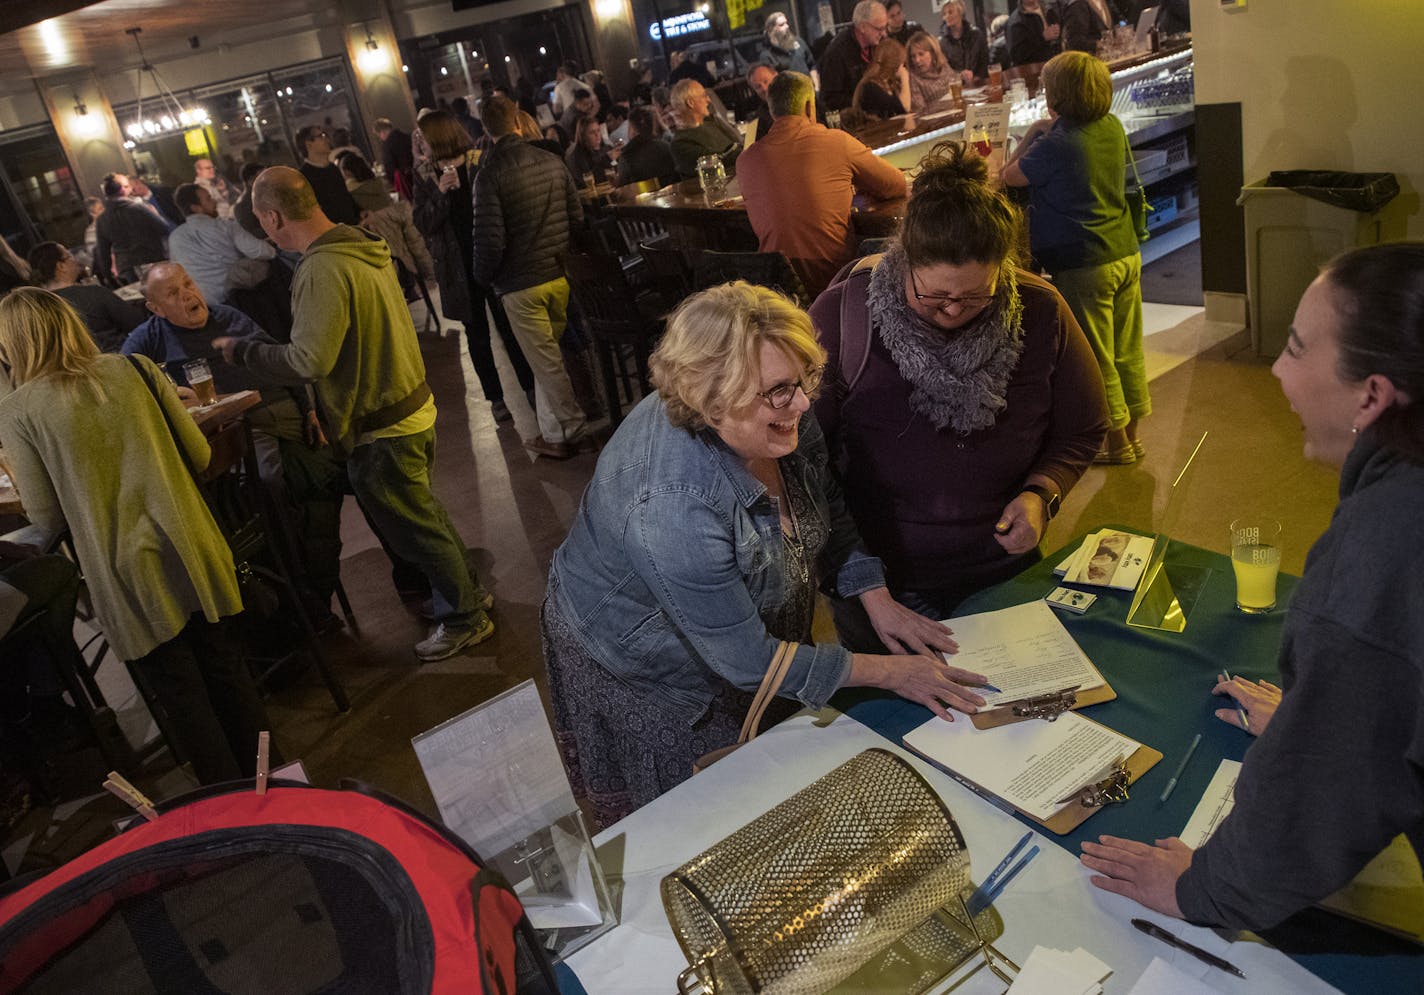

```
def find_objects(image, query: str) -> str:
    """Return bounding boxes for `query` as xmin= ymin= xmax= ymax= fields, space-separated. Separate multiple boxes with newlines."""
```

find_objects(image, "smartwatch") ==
xmin=1020 ymin=484 xmax=1060 ymax=520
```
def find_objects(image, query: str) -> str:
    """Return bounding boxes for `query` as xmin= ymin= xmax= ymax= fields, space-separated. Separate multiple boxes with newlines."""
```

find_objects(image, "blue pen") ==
xmin=968 ymin=682 xmax=1003 ymax=694
xmin=965 ymin=831 xmax=1031 ymax=914
xmin=971 ymin=844 xmax=1041 ymax=915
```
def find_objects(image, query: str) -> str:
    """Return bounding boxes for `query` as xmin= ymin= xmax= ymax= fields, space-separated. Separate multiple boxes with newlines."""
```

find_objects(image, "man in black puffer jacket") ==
xmin=473 ymin=96 xmax=589 ymax=459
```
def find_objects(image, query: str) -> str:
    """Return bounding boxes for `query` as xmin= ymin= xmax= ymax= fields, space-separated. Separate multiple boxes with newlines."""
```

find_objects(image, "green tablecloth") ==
xmin=837 ymin=533 xmax=1286 ymax=851
xmin=836 ymin=531 xmax=1423 ymax=993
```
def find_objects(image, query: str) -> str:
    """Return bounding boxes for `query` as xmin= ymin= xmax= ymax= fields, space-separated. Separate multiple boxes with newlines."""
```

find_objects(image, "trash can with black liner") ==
xmin=1237 ymin=171 xmax=1404 ymax=356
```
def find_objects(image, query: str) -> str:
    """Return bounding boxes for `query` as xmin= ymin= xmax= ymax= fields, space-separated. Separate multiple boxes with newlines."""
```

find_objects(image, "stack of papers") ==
xmin=1054 ymin=529 xmax=1154 ymax=590
xmin=1006 ymin=945 xmax=1111 ymax=993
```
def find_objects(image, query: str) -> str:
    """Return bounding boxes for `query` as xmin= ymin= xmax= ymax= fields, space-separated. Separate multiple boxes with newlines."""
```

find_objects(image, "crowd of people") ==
xmin=3 ymin=3 xmax=1419 ymax=957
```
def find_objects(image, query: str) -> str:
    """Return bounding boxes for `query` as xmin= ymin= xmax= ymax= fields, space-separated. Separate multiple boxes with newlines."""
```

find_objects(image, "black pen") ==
xmin=1131 ymin=918 xmax=1246 ymax=979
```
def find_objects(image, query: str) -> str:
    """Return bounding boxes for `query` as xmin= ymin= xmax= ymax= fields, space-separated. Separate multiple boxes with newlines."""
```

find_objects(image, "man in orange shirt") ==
xmin=737 ymin=71 xmax=909 ymax=298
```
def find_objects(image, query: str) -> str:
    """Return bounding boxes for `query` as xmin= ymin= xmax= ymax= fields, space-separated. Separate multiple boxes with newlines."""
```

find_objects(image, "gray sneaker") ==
xmin=415 ymin=615 xmax=495 ymax=662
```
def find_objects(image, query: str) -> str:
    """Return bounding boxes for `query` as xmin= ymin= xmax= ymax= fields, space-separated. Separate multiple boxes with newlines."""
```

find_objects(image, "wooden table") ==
xmin=0 ymin=391 xmax=260 ymax=516
xmin=187 ymin=390 xmax=261 ymax=433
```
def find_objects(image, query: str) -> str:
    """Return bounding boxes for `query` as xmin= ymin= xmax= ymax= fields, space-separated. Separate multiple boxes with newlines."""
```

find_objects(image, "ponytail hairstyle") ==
xmin=1323 ymin=241 xmax=1424 ymax=463
xmin=901 ymin=141 xmax=1020 ymax=270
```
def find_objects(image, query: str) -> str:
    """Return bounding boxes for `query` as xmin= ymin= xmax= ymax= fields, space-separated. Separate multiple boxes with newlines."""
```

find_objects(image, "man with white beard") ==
xmin=758 ymin=11 xmax=819 ymax=90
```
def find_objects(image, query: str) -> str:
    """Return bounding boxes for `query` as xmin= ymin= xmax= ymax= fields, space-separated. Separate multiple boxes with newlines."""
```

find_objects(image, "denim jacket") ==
xmin=549 ymin=393 xmax=886 ymax=718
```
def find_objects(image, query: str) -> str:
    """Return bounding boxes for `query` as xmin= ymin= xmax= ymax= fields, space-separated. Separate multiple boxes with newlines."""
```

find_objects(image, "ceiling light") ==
xmin=402 ymin=64 xmax=409 ymax=72
xmin=539 ymin=47 xmax=546 ymax=55
xmin=325 ymin=83 xmax=333 ymax=92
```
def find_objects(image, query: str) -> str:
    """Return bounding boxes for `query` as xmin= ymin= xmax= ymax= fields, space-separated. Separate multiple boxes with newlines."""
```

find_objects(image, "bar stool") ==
xmin=199 ymin=421 xmax=350 ymax=713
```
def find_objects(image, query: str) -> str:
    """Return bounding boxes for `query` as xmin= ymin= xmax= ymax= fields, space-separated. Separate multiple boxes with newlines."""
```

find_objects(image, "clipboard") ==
xmin=903 ymin=714 xmax=1162 ymax=836
xmin=970 ymin=681 xmax=1118 ymax=730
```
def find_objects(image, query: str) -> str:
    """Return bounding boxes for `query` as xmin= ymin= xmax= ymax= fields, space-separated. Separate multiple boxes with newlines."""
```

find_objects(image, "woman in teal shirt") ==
xmin=1003 ymin=50 xmax=1148 ymax=465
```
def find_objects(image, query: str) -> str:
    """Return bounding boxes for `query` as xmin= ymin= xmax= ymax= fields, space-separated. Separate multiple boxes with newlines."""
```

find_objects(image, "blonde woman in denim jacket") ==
xmin=542 ymin=281 xmax=987 ymax=828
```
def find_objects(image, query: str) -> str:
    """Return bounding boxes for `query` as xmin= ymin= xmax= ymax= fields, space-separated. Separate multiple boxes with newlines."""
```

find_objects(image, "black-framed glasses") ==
xmin=908 ymin=268 xmax=996 ymax=311
xmin=756 ymin=365 xmax=825 ymax=409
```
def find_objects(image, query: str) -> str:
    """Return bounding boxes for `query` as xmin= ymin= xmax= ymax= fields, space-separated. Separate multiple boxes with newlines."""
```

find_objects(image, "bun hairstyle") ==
xmin=1324 ymin=241 xmax=1424 ymax=462
xmin=901 ymin=141 xmax=1020 ymax=269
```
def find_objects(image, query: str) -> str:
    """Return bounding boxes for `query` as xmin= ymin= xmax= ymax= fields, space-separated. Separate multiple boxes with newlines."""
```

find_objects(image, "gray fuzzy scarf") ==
xmin=866 ymin=242 xmax=1026 ymax=434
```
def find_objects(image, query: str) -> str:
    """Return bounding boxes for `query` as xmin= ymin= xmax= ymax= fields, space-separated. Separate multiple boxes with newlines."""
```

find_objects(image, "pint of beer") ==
xmin=183 ymin=358 xmax=218 ymax=407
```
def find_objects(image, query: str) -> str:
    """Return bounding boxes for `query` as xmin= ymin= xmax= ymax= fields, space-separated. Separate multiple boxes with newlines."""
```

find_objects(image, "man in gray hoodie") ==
xmin=216 ymin=167 xmax=491 ymax=662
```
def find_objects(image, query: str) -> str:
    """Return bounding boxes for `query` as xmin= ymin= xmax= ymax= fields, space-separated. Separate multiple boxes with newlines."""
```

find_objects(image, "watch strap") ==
xmin=1021 ymin=483 xmax=1060 ymax=520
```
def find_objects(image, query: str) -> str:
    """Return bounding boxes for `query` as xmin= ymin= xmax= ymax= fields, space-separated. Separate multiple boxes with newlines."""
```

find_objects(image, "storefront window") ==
xmin=112 ymin=57 xmax=366 ymax=189
xmin=0 ymin=123 xmax=85 ymax=251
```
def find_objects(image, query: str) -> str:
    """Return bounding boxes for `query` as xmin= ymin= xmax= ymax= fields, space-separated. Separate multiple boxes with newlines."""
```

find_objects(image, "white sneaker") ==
xmin=415 ymin=616 xmax=495 ymax=662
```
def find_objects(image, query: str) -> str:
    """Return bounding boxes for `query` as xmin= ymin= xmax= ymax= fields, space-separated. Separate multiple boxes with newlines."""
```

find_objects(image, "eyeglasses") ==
xmin=908 ymin=268 xmax=997 ymax=311
xmin=756 ymin=365 xmax=825 ymax=409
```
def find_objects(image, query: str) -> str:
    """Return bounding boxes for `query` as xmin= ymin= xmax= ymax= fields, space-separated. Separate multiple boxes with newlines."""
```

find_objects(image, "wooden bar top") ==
xmin=608 ymin=177 xmax=907 ymax=240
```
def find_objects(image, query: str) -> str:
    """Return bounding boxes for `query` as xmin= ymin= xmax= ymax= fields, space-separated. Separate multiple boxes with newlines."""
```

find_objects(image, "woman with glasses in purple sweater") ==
xmin=811 ymin=143 xmax=1108 ymax=647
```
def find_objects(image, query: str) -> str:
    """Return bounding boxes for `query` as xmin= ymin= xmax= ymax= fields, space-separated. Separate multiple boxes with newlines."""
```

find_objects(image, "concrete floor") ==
xmin=2 ymin=295 xmax=1340 ymax=877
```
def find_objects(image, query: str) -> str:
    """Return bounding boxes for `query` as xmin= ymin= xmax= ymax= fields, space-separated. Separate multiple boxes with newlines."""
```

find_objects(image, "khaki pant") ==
xmin=1053 ymin=254 xmax=1151 ymax=431
xmin=501 ymin=277 xmax=589 ymax=444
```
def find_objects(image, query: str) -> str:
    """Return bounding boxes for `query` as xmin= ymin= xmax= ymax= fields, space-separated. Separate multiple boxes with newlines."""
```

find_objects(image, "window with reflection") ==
xmin=0 ymin=123 xmax=85 ymax=251
xmin=110 ymin=57 xmax=368 ymax=190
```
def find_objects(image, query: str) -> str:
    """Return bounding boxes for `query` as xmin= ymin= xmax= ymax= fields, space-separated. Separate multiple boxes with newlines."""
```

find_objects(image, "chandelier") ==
xmin=120 ymin=26 xmax=211 ymax=148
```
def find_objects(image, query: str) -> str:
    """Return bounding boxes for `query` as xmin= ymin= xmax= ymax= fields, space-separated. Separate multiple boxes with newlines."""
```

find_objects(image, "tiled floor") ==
xmin=3 ymin=293 xmax=1339 ymax=878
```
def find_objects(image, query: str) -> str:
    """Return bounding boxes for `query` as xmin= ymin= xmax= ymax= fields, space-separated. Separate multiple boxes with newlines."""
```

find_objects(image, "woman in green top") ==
xmin=0 ymin=288 xmax=274 ymax=784
xmin=1003 ymin=50 xmax=1149 ymax=465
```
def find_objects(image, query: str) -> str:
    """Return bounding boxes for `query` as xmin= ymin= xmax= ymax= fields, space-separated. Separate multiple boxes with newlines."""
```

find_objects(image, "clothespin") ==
xmin=255 ymin=730 xmax=271 ymax=796
xmin=1055 ymin=754 xmax=1132 ymax=809
xmin=1007 ymin=684 xmax=1082 ymax=722
xmin=103 ymin=771 xmax=159 ymax=822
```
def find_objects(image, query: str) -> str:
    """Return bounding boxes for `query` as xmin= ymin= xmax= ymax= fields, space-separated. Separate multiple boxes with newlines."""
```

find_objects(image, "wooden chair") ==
xmin=693 ymin=250 xmax=810 ymax=307
xmin=638 ymin=235 xmax=694 ymax=312
xmin=564 ymin=250 xmax=666 ymax=427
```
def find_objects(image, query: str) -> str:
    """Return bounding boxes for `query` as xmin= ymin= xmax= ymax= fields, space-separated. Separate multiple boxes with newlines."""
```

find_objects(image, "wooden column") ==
xmin=35 ymin=71 xmax=134 ymax=202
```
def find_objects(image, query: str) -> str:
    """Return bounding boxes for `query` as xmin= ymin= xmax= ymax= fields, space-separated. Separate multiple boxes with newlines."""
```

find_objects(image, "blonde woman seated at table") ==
xmin=1083 ymin=243 xmax=1424 ymax=933
xmin=851 ymin=38 xmax=912 ymax=120
xmin=543 ymin=282 xmax=987 ymax=829
xmin=0 ymin=289 xmax=275 ymax=785
xmin=905 ymin=30 xmax=955 ymax=113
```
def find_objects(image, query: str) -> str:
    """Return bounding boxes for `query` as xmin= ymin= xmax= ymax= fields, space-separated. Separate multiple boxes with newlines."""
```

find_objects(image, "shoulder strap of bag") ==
xmin=127 ymin=355 xmax=198 ymax=479
xmin=836 ymin=253 xmax=883 ymax=398
xmin=1123 ymin=118 xmax=1145 ymax=190
xmin=736 ymin=640 xmax=799 ymax=746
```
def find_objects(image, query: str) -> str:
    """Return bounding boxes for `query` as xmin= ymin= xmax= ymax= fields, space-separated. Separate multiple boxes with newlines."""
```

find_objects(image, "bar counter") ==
xmin=605 ymin=44 xmax=1193 ymax=251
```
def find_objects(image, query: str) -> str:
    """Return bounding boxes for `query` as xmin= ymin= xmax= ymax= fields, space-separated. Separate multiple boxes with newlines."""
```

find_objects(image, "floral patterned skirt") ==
xmin=541 ymin=594 xmax=799 ymax=831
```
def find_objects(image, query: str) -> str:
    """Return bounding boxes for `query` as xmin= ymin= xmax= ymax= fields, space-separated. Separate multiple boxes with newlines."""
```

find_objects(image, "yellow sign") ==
xmin=728 ymin=0 xmax=763 ymax=31
xmin=184 ymin=126 xmax=216 ymax=157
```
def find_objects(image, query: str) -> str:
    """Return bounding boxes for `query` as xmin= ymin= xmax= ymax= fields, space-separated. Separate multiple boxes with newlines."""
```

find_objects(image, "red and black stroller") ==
xmin=0 ymin=780 xmax=562 ymax=994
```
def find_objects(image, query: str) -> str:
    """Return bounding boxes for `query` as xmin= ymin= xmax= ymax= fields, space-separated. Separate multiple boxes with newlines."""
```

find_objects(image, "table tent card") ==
xmin=413 ymin=679 xmax=617 ymax=956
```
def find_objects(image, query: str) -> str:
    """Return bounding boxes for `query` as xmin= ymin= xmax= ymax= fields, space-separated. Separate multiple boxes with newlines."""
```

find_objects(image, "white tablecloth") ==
xmin=563 ymin=709 xmax=1339 ymax=994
